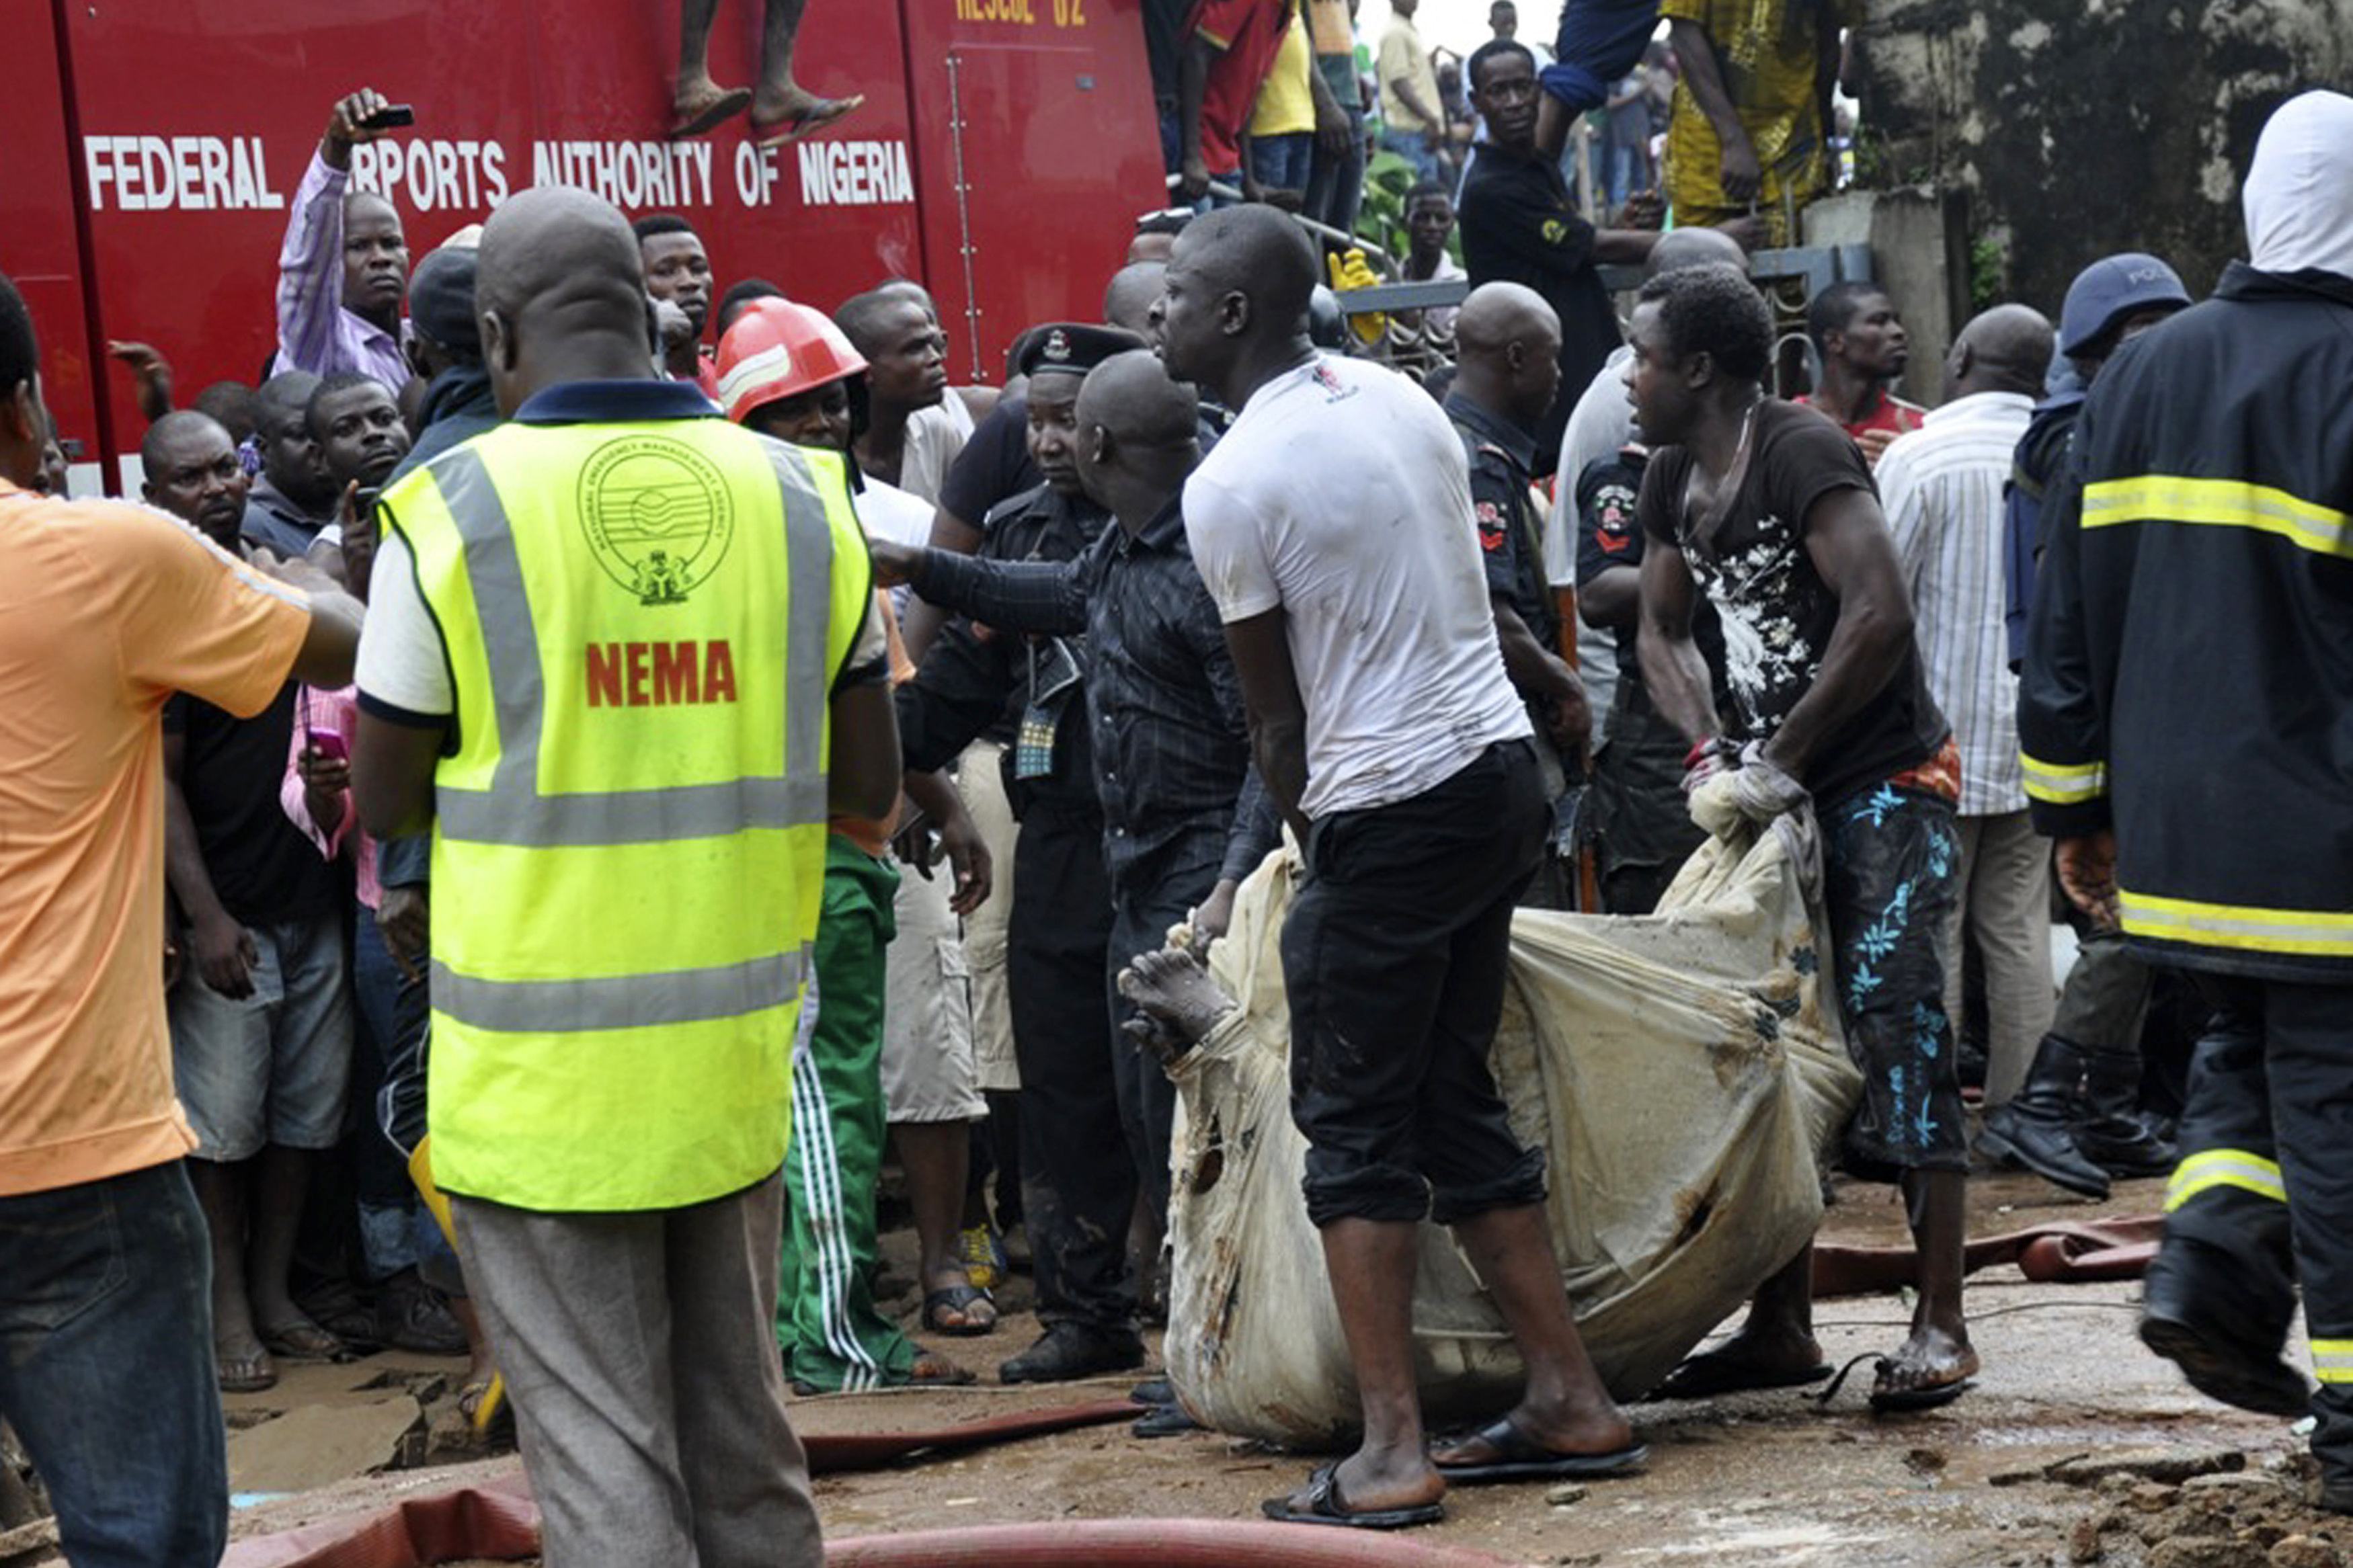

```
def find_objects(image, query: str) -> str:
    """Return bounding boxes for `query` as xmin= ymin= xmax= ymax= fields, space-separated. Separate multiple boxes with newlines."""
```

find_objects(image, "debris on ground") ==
xmin=2050 ymin=1453 xmax=2353 ymax=1568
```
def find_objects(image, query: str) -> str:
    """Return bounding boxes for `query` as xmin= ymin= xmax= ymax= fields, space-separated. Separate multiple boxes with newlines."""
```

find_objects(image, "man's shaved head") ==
xmin=477 ymin=187 xmax=645 ymax=325
xmin=1078 ymin=349 xmax=1198 ymax=448
xmin=1452 ymin=282 xmax=1563 ymax=429
xmin=1154 ymin=205 xmax=1318 ymax=396
xmin=1073 ymin=351 xmax=1199 ymax=525
xmin=1949 ymin=302 xmax=2055 ymax=397
xmin=1453 ymin=281 xmax=1559 ymax=357
xmin=1103 ymin=262 xmax=1168 ymax=338
xmin=476 ymin=188 xmax=654 ymax=413
xmin=1646 ymin=226 xmax=1749 ymax=278
xmin=1177 ymin=206 xmax=1318 ymax=329
xmin=140 ymin=410 xmax=232 ymax=483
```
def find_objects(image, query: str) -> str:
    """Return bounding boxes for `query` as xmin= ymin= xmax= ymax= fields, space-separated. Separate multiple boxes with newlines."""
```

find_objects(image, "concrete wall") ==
xmin=1855 ymin=0 xmax=2353 ymax=320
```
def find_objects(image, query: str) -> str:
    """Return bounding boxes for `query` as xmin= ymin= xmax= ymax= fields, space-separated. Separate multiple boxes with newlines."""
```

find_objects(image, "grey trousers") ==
xmin=2051 ymin=926 xmax=2155 ymax=1052
xmin=1942 ymin=810 xmax=2057 ymax=1108
xmin=452 ymin=1171 xmax=822 ymax=1568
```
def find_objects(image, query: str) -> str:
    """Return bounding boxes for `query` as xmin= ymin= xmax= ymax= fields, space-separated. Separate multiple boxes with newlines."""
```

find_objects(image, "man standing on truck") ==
xmin=277 ymin=89 xmax=413 ymax=393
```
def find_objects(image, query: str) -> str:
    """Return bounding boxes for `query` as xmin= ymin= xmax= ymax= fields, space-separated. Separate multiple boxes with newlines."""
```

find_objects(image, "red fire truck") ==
xmin=7 ymin=0 xmax=1164 ymax=491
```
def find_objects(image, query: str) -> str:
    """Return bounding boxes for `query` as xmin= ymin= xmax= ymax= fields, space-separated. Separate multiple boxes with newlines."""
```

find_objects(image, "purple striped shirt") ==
xmin=274 ymin=153 xmax=412 ymax=390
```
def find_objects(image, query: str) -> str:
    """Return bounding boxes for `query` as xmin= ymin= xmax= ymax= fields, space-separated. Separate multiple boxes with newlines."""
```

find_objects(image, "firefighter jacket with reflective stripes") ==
xmin=2019 ymin=263 xmax=2353 ymax=983
xmin=381 ymin=413 xmax=873 ymax=1210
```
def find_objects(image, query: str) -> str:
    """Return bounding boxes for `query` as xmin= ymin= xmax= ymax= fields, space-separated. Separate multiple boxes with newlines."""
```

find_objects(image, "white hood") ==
xmin=2243 ymin=90 xmax=2353 ymax=277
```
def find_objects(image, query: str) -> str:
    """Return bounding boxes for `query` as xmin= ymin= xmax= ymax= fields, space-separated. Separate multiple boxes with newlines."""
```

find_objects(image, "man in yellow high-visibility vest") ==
xmin=352 ymin=185 xmax=899 ymax=1567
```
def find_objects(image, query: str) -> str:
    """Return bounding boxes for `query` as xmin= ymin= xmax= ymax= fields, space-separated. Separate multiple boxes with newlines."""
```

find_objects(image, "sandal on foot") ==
xmin=1650 ymin=1348 xmax=1833 ymax=1401
xmin=1868 ymin=1365 xmax=1975 ymax=1412
xmin=216 ymin=1345 xmax=277 ymax=1395
xmin=258 ymin=1319 xmax=351 ymax=1362
xmin=670 ymin=85 xmax=752 ymax=138
xmin=922 ymin=1284 xmax=998 ymax=1337
xmin=1431 ymin=1417 xmax=1648 ymax=1483
xmin=752 ymin=95 xmax=867 ymax=147
xmin=1261 ymin=1464 xmax=1444 ymax=1530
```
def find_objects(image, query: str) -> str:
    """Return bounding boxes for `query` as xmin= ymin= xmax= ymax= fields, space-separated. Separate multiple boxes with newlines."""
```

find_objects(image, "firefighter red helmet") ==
xmin=714 ymin=298 xmax=870 ymax=424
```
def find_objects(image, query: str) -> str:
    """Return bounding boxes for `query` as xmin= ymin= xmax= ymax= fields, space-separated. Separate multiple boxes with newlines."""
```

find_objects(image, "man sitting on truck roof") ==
xmin=276 ymin=88 xmax=413 ymax=395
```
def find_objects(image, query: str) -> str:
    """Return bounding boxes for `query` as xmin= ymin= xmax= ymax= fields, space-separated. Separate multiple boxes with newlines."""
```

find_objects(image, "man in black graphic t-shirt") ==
xmin=1626 ymin=263 xmax=1971 ymax=1416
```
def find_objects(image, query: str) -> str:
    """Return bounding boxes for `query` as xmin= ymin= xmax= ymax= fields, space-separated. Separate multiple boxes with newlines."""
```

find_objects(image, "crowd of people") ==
xmin=1150 ymin=0 xmax=1842 ymax=263
xmin=1 ymin=7 xmax=2350 ymax=1559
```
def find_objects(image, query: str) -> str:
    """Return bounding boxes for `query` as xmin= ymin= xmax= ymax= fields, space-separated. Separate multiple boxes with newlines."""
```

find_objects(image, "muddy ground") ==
xmin=17 ymin=1169 xmax=2343 ymax=1568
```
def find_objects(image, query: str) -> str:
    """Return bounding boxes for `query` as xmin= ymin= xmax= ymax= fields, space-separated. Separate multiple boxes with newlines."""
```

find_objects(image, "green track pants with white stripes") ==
xmin=778 ymin=835 xmax=916 ymax=1392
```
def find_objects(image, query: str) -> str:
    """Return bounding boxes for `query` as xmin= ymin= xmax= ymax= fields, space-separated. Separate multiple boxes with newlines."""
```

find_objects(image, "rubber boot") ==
xmin=2073 ymin=1042 xmax=2180 ymax=1178
xmin=2139 ymin=1235 xmax=2309 ymax=1418
xmin=1975 ymin=1034 xmax=2112 ymax=1199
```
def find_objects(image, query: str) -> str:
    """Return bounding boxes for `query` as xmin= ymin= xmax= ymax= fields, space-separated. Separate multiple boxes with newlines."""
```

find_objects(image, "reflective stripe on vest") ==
xmin=390 ymin=418 xmax=871 ymax=1212
xmin=2311 ymin=1339 xmax=2353 ymax=1385
xmin=429 ymin=948 xmax=808 ymax=1034
xmin=2122 ymin=889 xmax=2353 ymax=961
xmin=427 ymin=443 xmax=834 ymax=848
xmin=2020 ymin=751 xmax=2107 ymax=807
xmin=2164 ymin=1148 xmax=2286 ymax=1211
xmin=2083 ymin=474 xmax=2353 ymax=560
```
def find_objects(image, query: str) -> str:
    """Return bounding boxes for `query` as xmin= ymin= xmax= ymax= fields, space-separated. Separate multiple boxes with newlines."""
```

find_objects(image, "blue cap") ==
xmin=2059 ymin=253 xmax=2191 ymax=357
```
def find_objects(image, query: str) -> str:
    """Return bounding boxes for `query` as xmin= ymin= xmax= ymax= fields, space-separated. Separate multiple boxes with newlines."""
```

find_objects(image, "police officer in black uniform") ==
xmin=1441 ymin=282 xmax=1590 ymax=907
xmin=1572 ymin=440 xmax=1732 ymax=915
xmin=895 ymin=325 xmax=1144 ymax=1384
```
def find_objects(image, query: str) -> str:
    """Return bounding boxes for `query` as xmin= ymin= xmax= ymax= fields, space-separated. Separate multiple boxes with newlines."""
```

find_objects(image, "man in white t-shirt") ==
xmin=1158 ymin=204 xmax=1640 ymax=1532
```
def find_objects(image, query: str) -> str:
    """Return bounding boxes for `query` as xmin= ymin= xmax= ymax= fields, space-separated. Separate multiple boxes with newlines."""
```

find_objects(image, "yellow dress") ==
xmin=1662 ymin=0 xmax=1858 ymax=243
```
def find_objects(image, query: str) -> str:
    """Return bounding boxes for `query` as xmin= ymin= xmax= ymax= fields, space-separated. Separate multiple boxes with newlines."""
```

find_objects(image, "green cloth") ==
xmin=777 ymin=835 xmax=914 ymax=1391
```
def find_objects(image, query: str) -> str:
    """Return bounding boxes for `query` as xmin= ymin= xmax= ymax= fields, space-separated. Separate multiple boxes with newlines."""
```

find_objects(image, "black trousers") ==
xmin=1282 ymin=740 xmax=1550 ymax=1229
xmin=2157 ymin=977 xmax=2353 ymax=1477
xmin=1006 ymin=802 xmax=1129 ymax=1334
xmin=1107 ymin=831 xmax=1228 ymax=1231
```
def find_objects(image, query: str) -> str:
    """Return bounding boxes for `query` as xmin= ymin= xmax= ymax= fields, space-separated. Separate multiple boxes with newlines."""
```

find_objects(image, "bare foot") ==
xmin=1650 ymin=1323 xmax=1830 ymax=1399
xmin=671 ymin=77 xmax=752 ymax=138
xmin=750 ymin=86 xmax=866 ymax=144
xmin=1116 ymin=947 xmax=1234 ymax=1048
xmin=1873 ymin=1323 xmax=1978 ymax=1401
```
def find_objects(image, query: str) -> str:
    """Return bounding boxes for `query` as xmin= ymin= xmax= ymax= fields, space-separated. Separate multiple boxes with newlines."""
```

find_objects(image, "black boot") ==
xmin=1975 ymin=1034 xmax=2112 ymax=1198
xmin=2139 ymin=1236 xmax=2309 ymax=1417
xmin=2074 ymin=1042 xmax=2180 ymax=1178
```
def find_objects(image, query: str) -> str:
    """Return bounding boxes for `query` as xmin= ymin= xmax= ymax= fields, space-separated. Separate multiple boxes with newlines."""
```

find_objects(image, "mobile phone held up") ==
xmin=308 ymin=728 xmax=350 ymax=763
xmin=359 ymin=104 xmax=415 ymax=131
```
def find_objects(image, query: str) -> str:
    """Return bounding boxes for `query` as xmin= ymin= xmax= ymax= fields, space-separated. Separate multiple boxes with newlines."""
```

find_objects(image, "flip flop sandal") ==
xmin=752 ymin=94 xmax=868 ymax=147
xmin=923 ymin=1284 xmax=998 ymax=1337
xmin=1868 ymin=1368 xmax=1976 ymax=1413
xmin=1430 ymin=1417 xmax=1649 ymax=1484
xmin=1133 ymin=1403 xmax=1201 ymax=1439
xmin=670 ymin=86 xmax=753 ymax=138
xmin=1649 ymin=1349 xmax=1835 ymax=1401
xmin=259 ymin=1320 xmax=352 ymax=1363
xmin=216 ymin=1348 xmax=278 ymax=1395
xmin=1261 ymin=1463 xmax=1445 ymax=1530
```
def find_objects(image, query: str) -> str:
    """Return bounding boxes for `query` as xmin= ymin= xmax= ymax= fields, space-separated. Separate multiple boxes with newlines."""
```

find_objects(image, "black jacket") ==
xmin=896 ymin=483 xmax=1108 ymax=818
xmin=2020 ymin=263 xmax=2353 ymax=983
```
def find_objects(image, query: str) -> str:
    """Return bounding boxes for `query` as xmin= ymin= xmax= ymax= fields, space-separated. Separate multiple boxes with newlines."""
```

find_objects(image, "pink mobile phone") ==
xmin=309 ymin=728 xmax=350 ymax=762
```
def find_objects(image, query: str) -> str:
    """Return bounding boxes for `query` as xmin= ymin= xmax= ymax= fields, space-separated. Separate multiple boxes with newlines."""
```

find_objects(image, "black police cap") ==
xmin=1016 ymin=323 xmax=1146 ymax=380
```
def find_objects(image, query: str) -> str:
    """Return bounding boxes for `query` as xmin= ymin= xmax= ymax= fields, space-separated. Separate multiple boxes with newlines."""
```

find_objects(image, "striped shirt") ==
xmin=1877 ymin=390 xmax=2036 ymax=815
xmin=275 ymin=153 xmax=412 ymax=390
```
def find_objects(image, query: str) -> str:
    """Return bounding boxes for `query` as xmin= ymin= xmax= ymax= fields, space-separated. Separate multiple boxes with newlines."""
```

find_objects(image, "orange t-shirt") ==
xmin=0 ymin=480 xmax=311 ymax=1196
xmin=827 ymin=588 xmax=916 ymax=859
